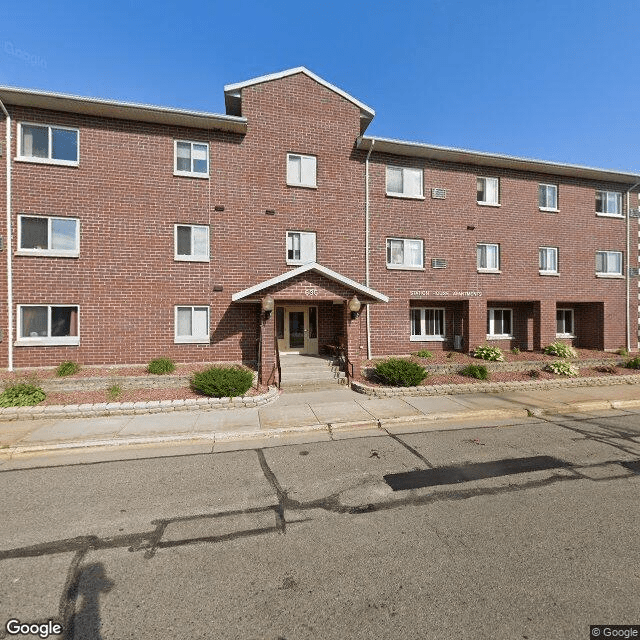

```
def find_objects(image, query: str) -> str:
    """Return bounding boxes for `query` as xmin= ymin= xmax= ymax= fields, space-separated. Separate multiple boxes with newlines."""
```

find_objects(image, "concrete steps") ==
xmin=279 ymin=354 xmax=347 ymax=391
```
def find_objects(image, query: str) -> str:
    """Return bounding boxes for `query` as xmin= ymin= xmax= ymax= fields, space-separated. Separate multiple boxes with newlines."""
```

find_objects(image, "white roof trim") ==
xmin=224 ymin=67 xmax=375 ymax=120
xmin=231 ymin=262 xmax=389 ymax=303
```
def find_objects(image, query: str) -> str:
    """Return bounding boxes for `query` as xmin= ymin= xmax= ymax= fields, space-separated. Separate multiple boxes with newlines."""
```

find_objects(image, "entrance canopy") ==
xmin=231 ymin=262 xmax=389 ymax=303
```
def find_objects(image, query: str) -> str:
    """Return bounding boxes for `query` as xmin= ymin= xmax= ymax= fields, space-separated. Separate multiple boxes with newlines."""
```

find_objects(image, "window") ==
xmin=410 ymin=308 xmax=445 ymax=341
xmin=595 ymin=250 xmax=623 ymax=276
xmin=174 ymin=224 xmax=209 ymax=262
xmin=477 ymin=243 xmax=500 ymax=271
xmin=174 ymin=141 xmax=209 ymax=177
xmin=286 ymin=154 xmax=317 ymax=188
xmin=539 ymin=247 xmax=558 ymax=274
xmin=386 ymin=238 xmax=423 ymax=269
xmin=175 ymin=306 xmax=209 ymax=343
xmin=477 ymin=177 xmax=499 ymax=205
xmin=556 ymin=309 xmax=574 ymax=337
xmin=18 ymin=215 xmax=79 ymax=257
xmin=539 ymin=184 xmax=558 ymax=211
xmin=18 ymin=123 xmax=78 ymax=165
xmin=286 ymin=231 xmax=316 ymax=265
xmin=487 ymin=308 xmax=512 ymax=338
xmin=18 ymin=305 xmax=79 ymax=345
xmin=386 ymin=166 xmax=424 ymax=199
xmin=595 ymin=190 xmax=622 ymax=217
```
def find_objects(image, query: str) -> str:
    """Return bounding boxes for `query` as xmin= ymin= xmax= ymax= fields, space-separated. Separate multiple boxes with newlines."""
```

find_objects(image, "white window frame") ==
xmin=386 ymin=238 xmax=424 ymax=270
xmin=16 ymin=304 xmax=80 ymax=346
xmin=174 ymin=306 xmax=210 ymax=344
xmin=477 ymin=243 xmax=500 ymax=272
xmin=477 ymin=177 xmax=500 ymax=206
xmin=17 ymin=215 xmax=80 ymax=257
xmin=17 ymin=122 xmax=79 ymax=166
xmin=556 ymin=308 xmax=575 ymax=338
xmin=410 ymin=307 xmax=446 ymax=342
xmin=286 ymin=231 xmax=316 ymax=265
xmin=539 ymin=246 xmax=558 ymax=275
xmin=286 ymin=153 xmax=317 ymax=188
xmin=174 ymin=224 xmax=210 ymax=262
xmin=487 ymin=308 xmax=513 ymax=339
xmin=595 ymin=250 xmax=623 ymax=277
xmin=386 ymin=166 xmax=424 ymax=199
xmin=595 ymin=190 xmax=623 ymax=218
xmin=174 ymin=140 xmax=209 ymax=178
xmin=539 ymin=184 xmax=558 ymax=212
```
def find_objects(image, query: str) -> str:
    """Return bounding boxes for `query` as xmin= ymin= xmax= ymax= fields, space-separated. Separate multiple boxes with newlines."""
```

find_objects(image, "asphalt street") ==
xmin=1 ymin=409 xmax=639 ymax=639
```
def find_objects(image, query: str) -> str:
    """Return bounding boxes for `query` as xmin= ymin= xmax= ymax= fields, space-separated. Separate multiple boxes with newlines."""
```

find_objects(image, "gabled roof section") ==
xmin=0 ymin=85 xmax=247 ymax=133
xmin=231 ymin=262 xmax=389 ymax=303
xmin=357 ymin=136 xmax=640 ymax=185
xmin=224 ymin=67 xmax=375 ymax=134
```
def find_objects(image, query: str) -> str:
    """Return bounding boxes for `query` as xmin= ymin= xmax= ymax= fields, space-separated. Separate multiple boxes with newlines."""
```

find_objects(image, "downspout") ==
xmin=364 ymin=139 xmax=375 ymax=360
xmin=626 ymin=181 xmax=640 ymax=353
xmin=0 ymin=99 xmax=12 ymax=371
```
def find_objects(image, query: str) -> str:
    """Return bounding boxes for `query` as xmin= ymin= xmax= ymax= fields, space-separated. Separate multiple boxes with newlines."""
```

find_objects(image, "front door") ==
xmin=277 ymin=306 xmax=318 ymax=354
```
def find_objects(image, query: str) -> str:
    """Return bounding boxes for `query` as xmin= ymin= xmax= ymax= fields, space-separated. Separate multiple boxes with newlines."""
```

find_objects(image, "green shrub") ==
xmin=191 ymin=366 xmax=254 ymax=398
xmin=56 ymin=361 xmax=80 ymax=377
xmin=625 ymin=356 xmax=640 ymax=370
xmin=544 ymin=341 xmax=577 ymax=358
xmin=0 ymin=383 xmax=46 ymax=407
xmin=545 ymin=361 xmax=579 ymax=377
xmin=459 ymin=364 xmax=490 ymax=380
xmin=374 ymin=358 xmax=427 ymax=387
xmin=617 ymin=347 xmax=629 ymax=357
xmin=147 ymin=358 xmax=176 ymax=375
xmin=473 ymin=345 xmax=504 ymax=362
xmin=511 ymin=347 xmax=521 ymax=355
xmin=107 ymin=384 xmax=122 ymax=401
xmin=413 ymin=349 xmax=433 ymax=359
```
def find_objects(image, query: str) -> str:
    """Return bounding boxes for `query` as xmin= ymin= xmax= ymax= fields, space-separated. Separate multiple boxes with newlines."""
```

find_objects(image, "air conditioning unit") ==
xmin=431 ymin=188 xmax=446 ymax=199
xmin=431 ymin=258 xmax=447 ymax=269
xmin=629 ymin=267 xmax=640 ymax=277
xmin=628 ymin=208 xmax=640 ymax=218
xmin=454 ymin=335 xmax=463 ymax=350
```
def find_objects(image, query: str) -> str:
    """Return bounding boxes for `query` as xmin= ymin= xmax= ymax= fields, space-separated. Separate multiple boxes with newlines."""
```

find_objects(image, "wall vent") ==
xmin=629 ymin=208 xmax=640 ymax=218
xmin=431 ymin=258 xmax=447 ymax=269
xmin=629 ymin=267 xmax=639 ymax=277
xmin=431 ymin=188 xmax=446 ymax=199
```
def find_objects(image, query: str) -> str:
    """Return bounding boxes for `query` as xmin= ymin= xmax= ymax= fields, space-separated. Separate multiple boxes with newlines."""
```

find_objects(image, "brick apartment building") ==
xmin=1 ymin=67 xmax=639 ymax=383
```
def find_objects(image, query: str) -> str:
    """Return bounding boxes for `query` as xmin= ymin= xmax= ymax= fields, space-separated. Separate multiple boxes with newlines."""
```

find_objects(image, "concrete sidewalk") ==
xmin=2 ymin=383 xmax=640 ymax=458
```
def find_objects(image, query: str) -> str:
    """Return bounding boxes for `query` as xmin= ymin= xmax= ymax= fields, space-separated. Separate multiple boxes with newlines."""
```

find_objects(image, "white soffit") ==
xmin=358 ymin=136 xmax=640 ymax=185
xmin=232 ymin=262 xmax=389 ymax=303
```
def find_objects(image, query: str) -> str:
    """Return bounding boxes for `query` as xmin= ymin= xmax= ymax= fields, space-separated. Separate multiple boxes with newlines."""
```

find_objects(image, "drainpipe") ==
xmin=626 ymin=181 xmax=640 ymax=353
xmin=364 ymin=139 xmax=374 ymax=360
xmin=0 ymin=98 xmax=12 ymax=371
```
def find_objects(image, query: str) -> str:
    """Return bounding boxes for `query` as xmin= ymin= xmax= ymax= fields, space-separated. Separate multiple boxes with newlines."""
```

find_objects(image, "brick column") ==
xmin=534 ymin=300 xmax=556 ymax=351
xmin=465 ymin=298 xmax=486 ymax=353
xmin=345 ymin=302 xmax=365 ymax=378
xmin=259 ymin=311 xmax=277 ymax=386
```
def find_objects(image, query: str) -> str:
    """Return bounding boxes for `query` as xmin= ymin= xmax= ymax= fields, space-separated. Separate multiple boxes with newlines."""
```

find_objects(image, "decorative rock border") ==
xmin=0 ymin=386 xmax=279 ymax=421
xmin=352 ymin=374 xmax=640 ymax=397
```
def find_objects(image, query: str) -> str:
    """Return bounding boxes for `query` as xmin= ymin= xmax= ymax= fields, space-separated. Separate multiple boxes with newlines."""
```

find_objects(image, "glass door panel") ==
xmin=289 ymin=311 xmax=305 ymax=348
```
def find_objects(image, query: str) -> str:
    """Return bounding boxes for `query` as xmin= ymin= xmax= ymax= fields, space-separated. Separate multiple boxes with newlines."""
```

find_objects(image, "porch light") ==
xmin=348 ymin=295 xmax=361 ymax=319
xmin=262 ymin=294 xmax=274 ymax=318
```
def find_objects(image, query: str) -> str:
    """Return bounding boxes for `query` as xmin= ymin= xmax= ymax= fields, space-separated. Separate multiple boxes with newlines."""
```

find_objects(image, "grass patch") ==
xmin=147 ymin=358 xmax=176 ymax=375
xmin=56 ymin=361 xmax=80 ymax=377
xmin=107 ymin=384 xmax=122 ymax=401
xmin=412 ymin=349 xmax=433 ymax=359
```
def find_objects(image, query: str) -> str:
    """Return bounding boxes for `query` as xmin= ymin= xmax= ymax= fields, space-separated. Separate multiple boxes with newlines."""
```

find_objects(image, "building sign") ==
xmin=410 ymin=290 xmax=482 ymax=297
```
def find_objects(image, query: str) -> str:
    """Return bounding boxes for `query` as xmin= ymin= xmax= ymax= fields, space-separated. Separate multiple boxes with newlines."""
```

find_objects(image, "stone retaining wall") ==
xmin=0 ymin=386 xmax=279 ymax=421
xmin=352 ymin=374 xmax=640 ymax=397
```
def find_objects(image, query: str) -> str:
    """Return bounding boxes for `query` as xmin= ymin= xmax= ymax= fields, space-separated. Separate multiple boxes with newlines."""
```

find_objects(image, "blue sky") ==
xmin=2 ymin=0 xmax=639 ymax=173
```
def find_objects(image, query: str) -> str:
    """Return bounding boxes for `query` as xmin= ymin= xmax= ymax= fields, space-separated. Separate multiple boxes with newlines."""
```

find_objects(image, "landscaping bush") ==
xmin=191 ymin=366 xmax=254 ymax=398
xmin=107 ymin=384 xmax=122 ymax=401
xmin=147 ymin=358 xmax=176 ymax=375
xmin=617 ymin=347 xmax=629 ymax=357
xmin=528 ymin=369 xmax=540 ymax=378
xmin=511 ymin=347 xmax=521 ymax=355
xmin=543 ymin=341 xmax=577 ymax=358
xmin=545 ymin=361 xmax=579 ymax=377
xmin=625 ymin=356 xmax=640 ymax=370
xmin=413 ymin=349 xmax=433 ymax=359
xmin=459 ymin=364 xmax=490 ymax=380
xmin=374 ymin=358 xmax=427 ymax=387
xmin=56 ymin=361 xmax=80 ymax=377
xmin=0 ymin=383 xmax=46 ymax=407
xmin=473 ymin=345 xmax=504 ymax=362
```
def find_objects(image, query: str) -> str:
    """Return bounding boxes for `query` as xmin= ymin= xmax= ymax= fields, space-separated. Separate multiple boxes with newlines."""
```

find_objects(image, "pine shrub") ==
xmin=374 ymin=358 xmax=427 ymax=387
xmin=625 ymin=356 xmax=640 ymax=370
xmin=191 ymin=366 xmax=254 ymax=398
xmin=459 ymin=364 xmax=490 ymax=380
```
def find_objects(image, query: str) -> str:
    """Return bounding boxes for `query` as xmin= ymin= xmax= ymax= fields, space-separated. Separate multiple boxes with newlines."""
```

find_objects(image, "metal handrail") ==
xmin=274 ymin=339 xmax=281 ymax=389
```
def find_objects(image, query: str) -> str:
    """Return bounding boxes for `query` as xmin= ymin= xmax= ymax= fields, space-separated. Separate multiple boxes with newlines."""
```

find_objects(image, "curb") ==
xmin=5 ymin=398 xmax=640 ymax=457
